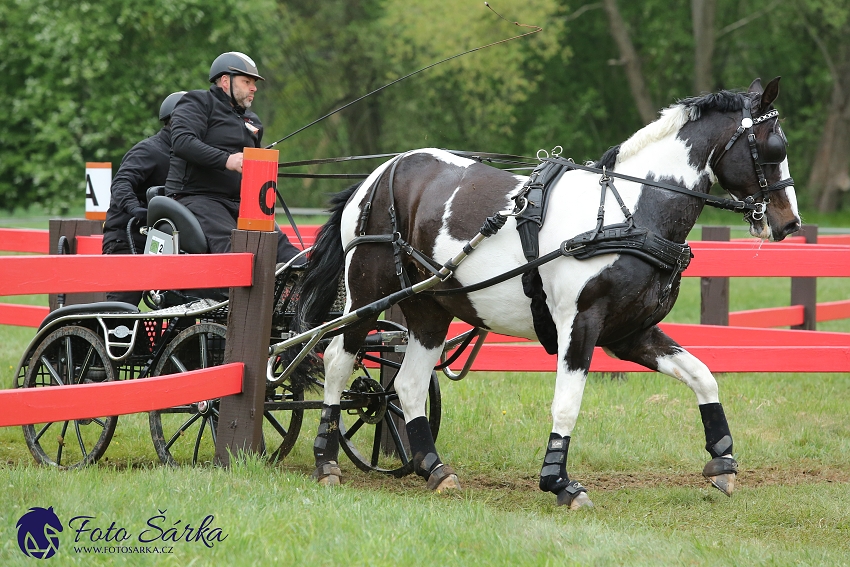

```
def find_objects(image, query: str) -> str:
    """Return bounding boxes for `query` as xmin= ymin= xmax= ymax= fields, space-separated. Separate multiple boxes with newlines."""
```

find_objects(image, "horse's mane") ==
xmin=607 ymin=90 xmax=749 ymax=165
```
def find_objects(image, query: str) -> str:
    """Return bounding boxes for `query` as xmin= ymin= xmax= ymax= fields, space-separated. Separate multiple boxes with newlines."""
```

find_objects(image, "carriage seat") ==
xmin=38 ymin=302 xmax=140 ymax=332
xmin=147 ymin=195 xmax=209 ymax=254
xmin=145 ymin=185 xmax=165 ymax=205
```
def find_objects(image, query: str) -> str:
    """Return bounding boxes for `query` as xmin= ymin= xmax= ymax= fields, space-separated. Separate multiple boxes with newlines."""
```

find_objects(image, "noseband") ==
xmin=711 ymin=97 xmax=794 ymax=221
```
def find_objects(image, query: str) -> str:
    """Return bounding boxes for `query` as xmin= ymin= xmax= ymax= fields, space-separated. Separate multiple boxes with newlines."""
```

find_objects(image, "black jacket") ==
xmin=102 ymin=127 xmax=171 ymax=246
xmin=165 ymin=86 xmax=263 ymax=201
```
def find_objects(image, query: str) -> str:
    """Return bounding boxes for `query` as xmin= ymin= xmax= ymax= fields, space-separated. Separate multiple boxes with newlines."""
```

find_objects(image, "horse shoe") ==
xmin=702 ymin=456 xmax=738 ymax=497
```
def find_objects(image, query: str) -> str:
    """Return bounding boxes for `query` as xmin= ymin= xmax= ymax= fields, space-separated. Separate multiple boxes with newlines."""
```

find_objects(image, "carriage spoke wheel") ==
xmin=338 ymin=320 xmax=441 ymax=478
xmin=149 ymin=323 xmax=303 ymax=466
xmin=265 ymin=352 xmax=307 ymax=463
xmin=21 ymin=326 xmax=118 ymax=469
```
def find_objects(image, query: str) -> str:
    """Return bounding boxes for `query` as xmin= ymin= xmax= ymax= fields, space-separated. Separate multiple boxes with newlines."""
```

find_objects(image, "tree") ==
xmin=0 ymin=0 xmax=278 ymax=213
xmin=797 ymin=0 xmax=850 ymax=212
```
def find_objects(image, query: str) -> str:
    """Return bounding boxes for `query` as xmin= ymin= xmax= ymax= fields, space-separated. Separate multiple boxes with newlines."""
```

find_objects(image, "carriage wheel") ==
xmin=149 ymin=323 xmax=304 ymax=466
xmin=339 ymin=320 xmax=442 ymax=477
xmin=21 ymin=326 xmax=118 ymax=469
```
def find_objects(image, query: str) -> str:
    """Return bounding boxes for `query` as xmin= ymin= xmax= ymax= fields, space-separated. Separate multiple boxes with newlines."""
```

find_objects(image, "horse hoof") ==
xmin=556 ymin=490 xmax=594 ymax=509
xmin=706 ymin=473 xmax=736 ymax=496
xmin=702 ymin=456 xmax=738 ymax=497
xmin=426 ymin=464 xmax=461 ymax=492
xmin=318 ymin=474 xmax=341 ymax=487
xmin=312 ymin=462 xmax=342 ymax=486
xmin=435 ymin=474 xmax=462 ymax=493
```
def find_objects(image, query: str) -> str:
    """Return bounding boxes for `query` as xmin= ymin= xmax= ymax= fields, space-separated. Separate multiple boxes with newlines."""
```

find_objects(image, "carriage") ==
xmin=12 ymin=193 xmax=456 ymax=474
xmin=14 ymin=77 xmax=799 ymax=509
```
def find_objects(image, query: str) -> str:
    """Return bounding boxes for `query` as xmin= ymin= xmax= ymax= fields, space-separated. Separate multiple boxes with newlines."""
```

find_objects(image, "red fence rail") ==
xmin=0 ymin=364 xmax=243 ymax=428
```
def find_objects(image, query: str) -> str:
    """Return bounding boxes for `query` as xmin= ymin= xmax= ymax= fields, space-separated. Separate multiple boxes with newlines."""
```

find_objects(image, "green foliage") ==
xmin=0 ymin=0 xmax=843 ymax=211
xmin=0 ymin=0 xmax=278 ymax=213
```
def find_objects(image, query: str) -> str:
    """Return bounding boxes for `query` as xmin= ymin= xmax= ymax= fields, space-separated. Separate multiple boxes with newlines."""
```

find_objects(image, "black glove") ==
xmin=130 ymin=207 xmax=148 ymax=226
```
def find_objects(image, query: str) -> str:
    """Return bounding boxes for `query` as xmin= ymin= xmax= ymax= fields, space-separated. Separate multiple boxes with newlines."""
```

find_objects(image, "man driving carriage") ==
xmin=101 ymin=90 xmax=186 ymax=305
xmin=164 ymin=51 xmax=301 ymax=264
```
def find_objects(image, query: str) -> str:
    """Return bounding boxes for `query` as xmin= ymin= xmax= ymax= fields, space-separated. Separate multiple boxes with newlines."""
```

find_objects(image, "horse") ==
xmin=297 ymin=77 xmax=800 ymax=508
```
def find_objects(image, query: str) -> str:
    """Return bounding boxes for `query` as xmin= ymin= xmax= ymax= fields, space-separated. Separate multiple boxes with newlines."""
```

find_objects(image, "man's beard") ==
xmin=232 ymin=85 xmax=253 ymax=109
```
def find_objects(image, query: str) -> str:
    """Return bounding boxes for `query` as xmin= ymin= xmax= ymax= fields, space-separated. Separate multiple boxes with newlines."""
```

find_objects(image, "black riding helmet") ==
xmin=158 ymin=91 xmax=187 ymax=122
xmin=209 ymin=52 xmax=264 ymax=109
xmin=209 ymin=51 xmax=265 ymax=82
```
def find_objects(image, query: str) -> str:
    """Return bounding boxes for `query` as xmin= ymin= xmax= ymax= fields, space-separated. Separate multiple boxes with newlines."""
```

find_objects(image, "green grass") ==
xmin=3 ymin=211 xmax=850 ymax=564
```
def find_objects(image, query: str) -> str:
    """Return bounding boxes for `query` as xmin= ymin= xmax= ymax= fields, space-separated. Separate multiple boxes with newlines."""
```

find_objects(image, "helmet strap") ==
xmin=228 ymin=72 xmax=240 ymax=108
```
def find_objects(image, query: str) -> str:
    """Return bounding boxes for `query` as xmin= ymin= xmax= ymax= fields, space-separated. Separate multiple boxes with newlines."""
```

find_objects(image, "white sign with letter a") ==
xmin=85 ymin=162 xmax=111 ymax=220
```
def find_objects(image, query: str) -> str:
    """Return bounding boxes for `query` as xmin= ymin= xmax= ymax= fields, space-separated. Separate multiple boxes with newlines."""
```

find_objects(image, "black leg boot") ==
xmin=312 ymin=404 xmax=342 ymax=484
xmin=699 ymin=403 xmax=738 ymax=496
xmin=539 ymin=433 xmax=592 ymax=508
xmin=406 ymin=416 xmax=460 ymax=491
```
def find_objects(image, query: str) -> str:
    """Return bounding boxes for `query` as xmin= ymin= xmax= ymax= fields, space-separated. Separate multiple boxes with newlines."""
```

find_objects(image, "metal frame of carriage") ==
xmin=12 ymin=195 xmax=486 ymax=475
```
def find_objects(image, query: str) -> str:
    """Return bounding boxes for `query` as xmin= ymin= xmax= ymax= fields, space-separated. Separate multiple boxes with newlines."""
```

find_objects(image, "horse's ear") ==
xmin=758 ymin=76 xmax=781 ymax=112
xmin=748 ymin=78 xmax=763 ymax=94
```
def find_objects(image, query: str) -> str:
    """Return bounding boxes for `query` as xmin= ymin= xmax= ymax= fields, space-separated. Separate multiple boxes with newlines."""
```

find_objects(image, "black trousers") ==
xmin=102 ymin=239 xmax=144 ymax=305
xmin=177 ymin=195 xmax=301 ymax=263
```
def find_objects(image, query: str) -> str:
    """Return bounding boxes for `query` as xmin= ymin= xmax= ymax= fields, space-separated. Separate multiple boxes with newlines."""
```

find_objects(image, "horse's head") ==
xmin=708 ymin=77 xmax=800 ymax=241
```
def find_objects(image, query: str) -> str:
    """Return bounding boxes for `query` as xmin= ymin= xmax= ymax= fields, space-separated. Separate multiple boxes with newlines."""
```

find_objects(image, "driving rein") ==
xmin=340 ymin=101 xmax=794 ymax=297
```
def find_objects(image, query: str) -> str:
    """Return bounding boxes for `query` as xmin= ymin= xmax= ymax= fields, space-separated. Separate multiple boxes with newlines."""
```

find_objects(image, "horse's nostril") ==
xmin=779 ymin=220 xmax=801 ymax=239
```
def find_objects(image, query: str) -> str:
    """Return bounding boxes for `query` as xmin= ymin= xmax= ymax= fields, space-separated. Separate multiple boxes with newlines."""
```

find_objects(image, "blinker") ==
xmin=759 ymin=133 xmax=787 ymax=165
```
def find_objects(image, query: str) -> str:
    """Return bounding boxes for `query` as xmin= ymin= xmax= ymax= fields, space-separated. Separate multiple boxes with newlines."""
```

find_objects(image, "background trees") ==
xmin=1 ymin=0 xmax=846 ymax=214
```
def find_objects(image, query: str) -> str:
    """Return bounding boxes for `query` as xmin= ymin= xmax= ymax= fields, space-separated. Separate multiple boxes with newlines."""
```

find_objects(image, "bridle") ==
xmin=711 ymin=96 xmax=794 ymax=222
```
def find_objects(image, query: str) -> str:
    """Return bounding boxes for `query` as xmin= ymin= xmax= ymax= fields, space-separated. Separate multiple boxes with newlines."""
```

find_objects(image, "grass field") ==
xmin=2 ymin=211 xmax=850 ymax=565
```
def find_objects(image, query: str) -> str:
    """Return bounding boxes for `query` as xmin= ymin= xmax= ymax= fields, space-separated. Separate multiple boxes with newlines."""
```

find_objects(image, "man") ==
xmin=164 ymin=51 xmax=300 ymax=263
xmin=101 ymin=90 xmax=186 ymax=304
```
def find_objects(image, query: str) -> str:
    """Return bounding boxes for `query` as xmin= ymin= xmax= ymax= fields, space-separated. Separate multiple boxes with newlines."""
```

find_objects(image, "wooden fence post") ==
xmin=214 ymin=230 xmax=277 ymax=467
xmin=48 ymin=219 xmax=106 ymax=310
xmin=791 ymin=224 xmax=818 ymax=330
xmin=700 ymin=226 xmax=730 ymax=325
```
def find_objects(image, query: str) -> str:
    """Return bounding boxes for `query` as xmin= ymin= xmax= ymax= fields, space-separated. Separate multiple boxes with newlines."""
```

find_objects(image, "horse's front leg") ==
xmin=606 ymin=325 xmax=738 ymax=496
xmin=541 ymin=316 xmax=597 ymax=509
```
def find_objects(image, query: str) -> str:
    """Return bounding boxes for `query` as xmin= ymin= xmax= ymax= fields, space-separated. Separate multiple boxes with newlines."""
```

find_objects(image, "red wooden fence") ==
xmin=0 ymin=364 xmax=243 ymax=428
xmin=0 ymin=249 xmax=257 ymax=428
xmin=3 ymin=225 xmax=850 ymax=329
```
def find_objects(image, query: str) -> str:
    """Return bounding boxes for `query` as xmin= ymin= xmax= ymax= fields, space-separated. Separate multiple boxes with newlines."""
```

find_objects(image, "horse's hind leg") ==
xmin=606 ymin=325 xmax=738 ymax=496
xmin=398 ymin=300 xmax=459 ymax=491
xmin=312 ymin=317 xmax=378 ymax=486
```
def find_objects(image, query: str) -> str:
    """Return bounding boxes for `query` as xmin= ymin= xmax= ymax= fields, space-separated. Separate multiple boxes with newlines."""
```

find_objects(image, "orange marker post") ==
xmin=85 ymin=162 xmax=112 ymax=220
xmin=237 ymin=148 xmax=279 ymax=232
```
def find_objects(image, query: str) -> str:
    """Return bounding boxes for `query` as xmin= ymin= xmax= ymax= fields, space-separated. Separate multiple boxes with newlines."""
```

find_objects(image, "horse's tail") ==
xmin=296 ymin=183 xmax=361 ymax=330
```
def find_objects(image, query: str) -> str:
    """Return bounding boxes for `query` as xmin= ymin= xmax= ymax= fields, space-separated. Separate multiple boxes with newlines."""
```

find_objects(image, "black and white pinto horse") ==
xmin=298 ymin=77 xmax=800 ymax=508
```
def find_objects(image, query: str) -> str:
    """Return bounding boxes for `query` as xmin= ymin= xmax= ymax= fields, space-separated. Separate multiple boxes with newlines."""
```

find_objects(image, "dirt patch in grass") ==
xmin=328 ymin=463 xmax=850 ymax=494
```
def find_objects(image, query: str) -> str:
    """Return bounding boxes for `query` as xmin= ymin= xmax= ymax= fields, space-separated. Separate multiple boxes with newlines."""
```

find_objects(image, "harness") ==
xmin=710 ymin=97 xmax=795 ymax=222
xmin=342 ymin=98 xmax=794 ymax=350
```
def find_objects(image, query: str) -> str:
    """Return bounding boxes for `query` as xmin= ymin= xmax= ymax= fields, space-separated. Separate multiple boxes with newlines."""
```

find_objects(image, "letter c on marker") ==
xmin=258 ymin=181 xmax=276 ymax=215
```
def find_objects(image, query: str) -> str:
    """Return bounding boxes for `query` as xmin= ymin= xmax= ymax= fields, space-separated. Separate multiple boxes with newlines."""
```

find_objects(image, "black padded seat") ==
xmin=38 ymin=302 xmax=140 ymax=331
xmin=147 ymin=196 xmax=209 ymax=254
xmin=145 ymin=185 xmax=165 ymax=205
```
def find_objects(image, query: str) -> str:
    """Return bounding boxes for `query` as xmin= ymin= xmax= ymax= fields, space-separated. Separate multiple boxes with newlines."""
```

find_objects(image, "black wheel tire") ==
xmin=21 ymin=326 xmax=118 ymax=469
xmin=149 ymin=323 xmax=304 ymax=465
xmin=338 ymin=320 xmax=442 ymax=477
